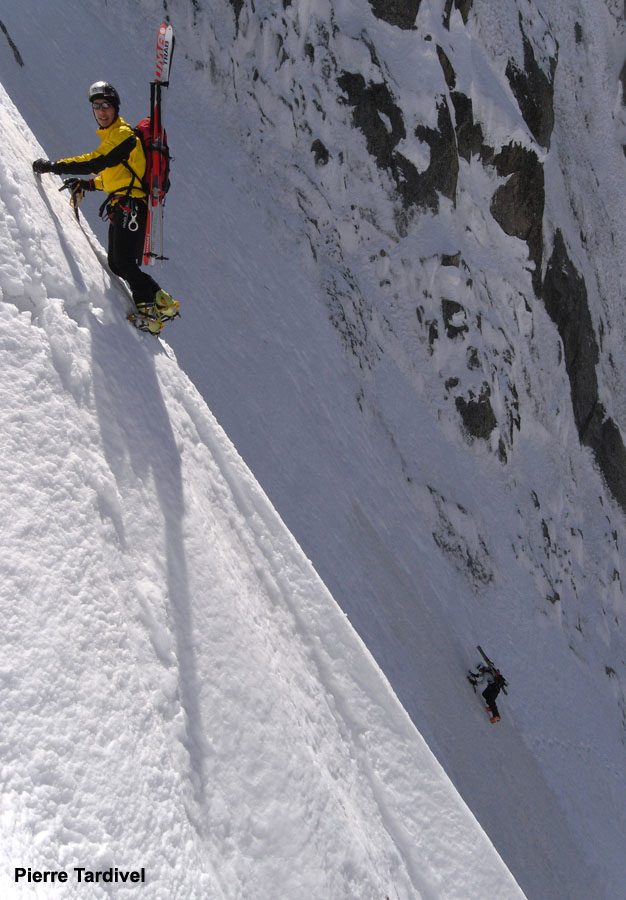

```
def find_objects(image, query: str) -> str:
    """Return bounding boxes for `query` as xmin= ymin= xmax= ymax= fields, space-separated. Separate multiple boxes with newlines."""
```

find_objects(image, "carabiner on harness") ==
xmin=116 ymin=200 xmax=141 ymax=232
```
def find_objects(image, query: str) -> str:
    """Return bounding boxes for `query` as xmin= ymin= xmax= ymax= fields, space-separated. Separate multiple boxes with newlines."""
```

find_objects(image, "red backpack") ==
xmin=134 ymin=117 xmax=171 ymax=202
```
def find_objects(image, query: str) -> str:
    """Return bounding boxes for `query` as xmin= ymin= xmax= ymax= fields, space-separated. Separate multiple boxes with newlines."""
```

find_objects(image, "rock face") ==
xmin=455 ymin=385 xmax=497 ymax=441
xmin=223 ymin=0 xmax=626 ymax=514
xmin=358 ymin=2 xmax=624 ymax=509
xmin=228 ymin=0 xmax=244 ymax=32
xmin=505 ymin=15 xmax=557 ymax=149
xmin=338 ymin=73 xmax=457 ymax=211
xmin=368 ymin=0 xmax=421 ymax=30
xmin=543 ymin=232 xmax=626 ymax=510
xmin=442 ymin=0 xmax=473 ymax=27
xmin=337 ymin=73 xmax=406 ymax=174
xmin=490 ymin=143 xmax=545 ymax=293
xmin=542 ymin=232 xmax=599 ymax=439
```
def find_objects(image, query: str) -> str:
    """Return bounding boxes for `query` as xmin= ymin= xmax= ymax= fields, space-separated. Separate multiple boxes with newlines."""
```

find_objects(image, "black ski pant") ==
xmin=482 ymin=683 xmax=501 ymax=718
xmin=107 ymin=200 xmax=160 ymax=307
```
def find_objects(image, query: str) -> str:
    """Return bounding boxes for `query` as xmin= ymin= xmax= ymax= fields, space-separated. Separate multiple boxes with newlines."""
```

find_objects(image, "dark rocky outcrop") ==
xmin=403 ymin=98 xmax=458 ymax=209
xmin=505 ymin=16 xmax=557 ymax=148
xmin=543 ymin=231 xmax=626 ymax=511
xmin=338 ymin=73 xmax=458 ymax=211
xmin=437 ymin=45 xmax=488 ymax=163
xmin=437 ymin=45 xmax=456 ymax=90
xmin=455 ymin=384 xmax=497 ymax=440
xmin=490 ymin=143 xmax=544 ymax=292
xmin=0 ymin=20 xmax=24 ymax=66
xmin=311 ymin=139 xmax=329 ymax=165
xmin=229 ymin=0 xmax=244 ymax=33
xmin=542 ymin=232 xmax=599 ymax=435
xmin=588 ymin=416 xmax=626 ymax=512
xmin=443 ymin=0 xmax=473 ymax=28
xmin=620 ymin=57 xmax=626 ymax=104
xmin=442 ymin=299 xmax=468 ymax=339
xmin=368 ymin=0 xmax=421 ymax=30
xmin=369 ymin=0 xmax=471 ymax=31
xmin=450 ymin=91 xmax=488 ymax=162
xmin=337 ymin=72 xmax=406 ymax=172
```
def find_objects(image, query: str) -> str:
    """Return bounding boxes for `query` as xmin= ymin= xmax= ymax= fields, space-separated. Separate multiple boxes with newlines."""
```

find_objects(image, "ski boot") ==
xmin=489 ymin=715 xmax=501 ymax=724
xmin=128 ymin=313 xmax=163 ymax=335
xmin=128 ymin=301 xmax=164 ymax=335
xmin=154 ymin=289 xmax=179 ymax=320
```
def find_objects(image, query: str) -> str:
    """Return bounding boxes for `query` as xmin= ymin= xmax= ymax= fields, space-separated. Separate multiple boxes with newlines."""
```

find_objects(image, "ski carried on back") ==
xmin=127 ymin=22 xmax=176 ymax=336
xmin=467 ymin=646 xmax=509 ymax=724
xmin=143 ymin=21 xmax=174 ymax=267
xmin=477 ymin=645 xmax=507 ymax=694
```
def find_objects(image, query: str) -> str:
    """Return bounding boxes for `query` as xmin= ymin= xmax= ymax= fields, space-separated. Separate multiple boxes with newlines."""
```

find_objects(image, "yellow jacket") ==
xmin=54 ymin=116 xmax=146 ymax=200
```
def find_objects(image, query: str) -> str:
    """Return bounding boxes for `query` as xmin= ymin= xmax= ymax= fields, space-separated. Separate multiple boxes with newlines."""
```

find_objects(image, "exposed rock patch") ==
xmin=455 ymin=383 xmax=497 ymax=440
xmin=490 ymin=143 xmax=544 ymax=292
xmin=228 ymin=0 xmax=244 ymax=33
xmin=337 ymin=72 xmax=406 ymax=173
xmin=311 ymin=138 xmax=329 ymax=165
xmin=443 ymin=0 xmax=473 ymax=28
xmin=442 ymin=299 xmax=468 ymax=339
xmin=543 ymin=232 xmax=626 ymax=511
xmin=0 ymin=20 xmax=24 ymax=66
xmin=368 ymin=0 xmax=421 ymax=30
xmin=338 ymin=73 xmax=458 ymax=211
xmin=450 ymin=91 xmax=488 ymax=162
xmin=505 ymin=15 xmax=557 ymax=148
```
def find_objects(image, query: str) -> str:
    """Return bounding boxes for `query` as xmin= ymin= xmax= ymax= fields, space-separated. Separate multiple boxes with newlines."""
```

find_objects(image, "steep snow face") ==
xmin=2 ymin=0 xmax=626 ymax=898
xmin=0 ymin=81 xmax=527 ymax=899
xmin=122 ymin=4 xmax=626 ymax=898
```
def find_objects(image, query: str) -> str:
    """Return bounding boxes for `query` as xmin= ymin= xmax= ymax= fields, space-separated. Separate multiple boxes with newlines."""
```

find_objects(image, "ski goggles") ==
xmin=92 ymin=101 xmax=115 ymax=110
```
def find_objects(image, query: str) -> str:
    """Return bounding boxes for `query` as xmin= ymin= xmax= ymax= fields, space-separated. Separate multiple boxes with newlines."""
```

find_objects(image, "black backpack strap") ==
xmin=98 ymin=131 xmax=147 ymax=218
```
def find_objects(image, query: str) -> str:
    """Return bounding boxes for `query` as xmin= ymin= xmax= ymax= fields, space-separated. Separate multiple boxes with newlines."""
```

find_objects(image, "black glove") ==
xmin=32 ymin=158 xmax=56 ymax=174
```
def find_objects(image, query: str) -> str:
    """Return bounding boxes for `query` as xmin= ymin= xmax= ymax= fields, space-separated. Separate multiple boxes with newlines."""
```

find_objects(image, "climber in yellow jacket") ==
xmin=33 ymin=81 xmax=177 ymax=333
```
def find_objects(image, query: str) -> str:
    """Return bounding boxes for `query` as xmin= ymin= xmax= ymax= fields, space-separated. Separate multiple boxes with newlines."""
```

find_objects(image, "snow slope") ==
xmin=0 ymin=77 xmax=526 ymax=898
xmin=2 ymin=1 xmax=626 ymax=898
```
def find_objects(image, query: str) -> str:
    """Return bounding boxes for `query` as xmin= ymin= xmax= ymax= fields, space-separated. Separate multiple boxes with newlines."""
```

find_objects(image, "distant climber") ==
xmin=468 ymin=646 xmax=508 ymax=723
xmin=32 ymin=81 xmax=177 ymax=334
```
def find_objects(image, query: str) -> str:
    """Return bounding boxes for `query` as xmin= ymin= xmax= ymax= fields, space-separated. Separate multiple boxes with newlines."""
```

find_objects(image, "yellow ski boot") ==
xmin=154 ymin=289 xmax=180 ymax=320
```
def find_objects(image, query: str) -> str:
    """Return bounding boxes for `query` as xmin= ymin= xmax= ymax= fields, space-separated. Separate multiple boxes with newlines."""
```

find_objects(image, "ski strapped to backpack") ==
xmin=477 ymin=645 xmax=508 ymax=694
xmin=143 ymin=22 xmax=175 ymax=266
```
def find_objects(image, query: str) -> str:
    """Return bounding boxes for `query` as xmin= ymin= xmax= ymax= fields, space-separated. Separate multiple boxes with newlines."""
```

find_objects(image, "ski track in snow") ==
xmin=0 ymin=75 xmax=524 ymax=900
